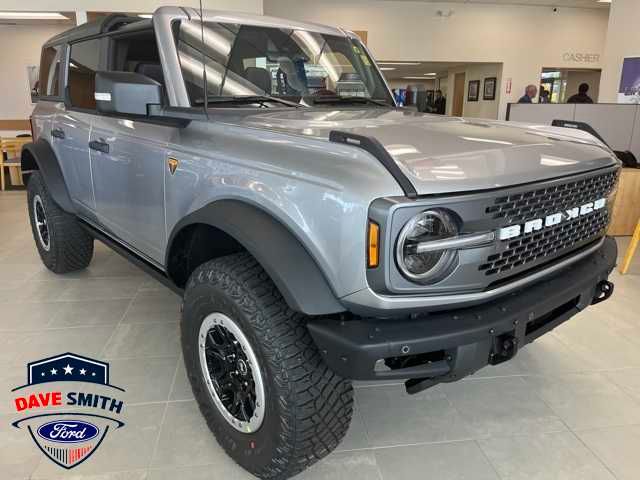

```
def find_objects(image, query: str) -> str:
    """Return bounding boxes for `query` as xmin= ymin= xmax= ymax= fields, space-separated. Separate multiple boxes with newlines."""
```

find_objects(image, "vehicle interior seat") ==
xmin=244 ymin=67 xmax=272 ymax=94
xmin=135 ymin=62 xmax=165 ymax=86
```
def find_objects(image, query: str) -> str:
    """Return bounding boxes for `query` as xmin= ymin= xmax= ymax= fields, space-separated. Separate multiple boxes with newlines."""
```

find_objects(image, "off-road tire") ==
xmin=181 ymin=253 xmax=354 ymax=479
xmin=27 ymin=171 xmax=94 ymax=273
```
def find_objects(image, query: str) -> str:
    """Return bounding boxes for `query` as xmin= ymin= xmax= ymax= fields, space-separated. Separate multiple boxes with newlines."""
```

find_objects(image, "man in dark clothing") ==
xmin=567 ymin=83 xmax=594 ymax=103
xmin=539 ymin=88 xmax=550 ymax=103
xmin=518 ymin=84 xmax=538 ymax=103
xmin=433 ymin=90 xmax=446 ymax=115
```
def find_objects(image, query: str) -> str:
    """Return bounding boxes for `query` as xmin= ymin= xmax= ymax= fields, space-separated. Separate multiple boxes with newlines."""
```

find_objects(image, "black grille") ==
xmin=485 ymin=170 xmax=618 ymax=224
xmin=479 ymin=209 xmax=609 ymax=276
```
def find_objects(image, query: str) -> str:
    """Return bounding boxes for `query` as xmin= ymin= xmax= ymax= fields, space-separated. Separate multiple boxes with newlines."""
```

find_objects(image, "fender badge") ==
xmin=167 ymin=157 xmax=179 ymax=175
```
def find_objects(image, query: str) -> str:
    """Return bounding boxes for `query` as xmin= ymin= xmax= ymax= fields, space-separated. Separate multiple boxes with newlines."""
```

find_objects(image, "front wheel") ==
xmin=27 ymin=171 xmax=93 ymax=273
xmin=181 ymin=253 xmax=353 ymax=479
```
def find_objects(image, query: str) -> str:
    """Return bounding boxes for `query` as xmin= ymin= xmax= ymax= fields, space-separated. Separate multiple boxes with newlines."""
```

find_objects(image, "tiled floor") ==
xmin=1 ymin=189 xmax=640 ymax=480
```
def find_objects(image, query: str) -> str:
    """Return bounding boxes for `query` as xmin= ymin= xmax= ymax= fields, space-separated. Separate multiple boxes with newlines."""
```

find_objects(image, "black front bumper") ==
xmin=307 ymin=237 xmax=617 ymax=393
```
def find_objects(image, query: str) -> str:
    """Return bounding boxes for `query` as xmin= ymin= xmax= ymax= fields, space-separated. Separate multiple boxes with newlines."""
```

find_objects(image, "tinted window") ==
xmin=39 ymin=45 xmax=63 ymax=97
xmin=109 ymin=30 xmax=164 ymax=86
xmin=68 ymin=38 xmax=101 ymax=109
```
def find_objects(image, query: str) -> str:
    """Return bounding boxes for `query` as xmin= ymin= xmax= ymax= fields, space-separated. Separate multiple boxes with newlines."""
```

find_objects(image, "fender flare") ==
xmin=166 ymin=200 xmax=345 ymax=315
xmin=21 ymin=138 xmax=76 ymax=214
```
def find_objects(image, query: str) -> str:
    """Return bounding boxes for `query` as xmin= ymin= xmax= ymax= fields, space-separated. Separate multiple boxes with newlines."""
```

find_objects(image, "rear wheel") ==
xmin=27 ymin=171 xmax=93 ymax=273
xmin=182 ymin=253 xmax=353 ymax=479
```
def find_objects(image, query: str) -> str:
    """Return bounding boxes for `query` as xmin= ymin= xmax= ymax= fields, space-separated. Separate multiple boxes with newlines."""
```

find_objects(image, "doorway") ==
xmin=539 ymin=68 xmax=601 ymax=103
xmin=452 ymin=72 xmax=466 ymax=116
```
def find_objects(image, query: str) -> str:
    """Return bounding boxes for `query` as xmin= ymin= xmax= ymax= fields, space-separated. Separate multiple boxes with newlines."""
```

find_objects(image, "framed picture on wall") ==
xmin=468 ymin=80 xmax=480 ymax=101
xmin=483 ymin=77 xmax=497 ymax=100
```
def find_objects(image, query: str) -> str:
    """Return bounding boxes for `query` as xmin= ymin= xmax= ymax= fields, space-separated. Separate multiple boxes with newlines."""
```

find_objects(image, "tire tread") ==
xmin=183 ymin=253 xmax=353 ymax=479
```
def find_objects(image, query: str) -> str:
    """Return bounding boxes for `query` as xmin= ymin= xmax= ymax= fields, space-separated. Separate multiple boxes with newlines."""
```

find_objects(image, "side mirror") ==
xmin=95 ymin=71 xmax=162 ymax=116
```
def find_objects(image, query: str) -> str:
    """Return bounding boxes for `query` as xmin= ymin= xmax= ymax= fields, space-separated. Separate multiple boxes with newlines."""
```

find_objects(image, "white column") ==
xmin=599 ymin=0 xmax=640 ymax=102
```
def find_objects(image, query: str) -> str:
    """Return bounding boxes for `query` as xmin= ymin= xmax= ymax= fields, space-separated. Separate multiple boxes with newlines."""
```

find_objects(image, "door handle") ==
xmin=89 ymin=140 xmax=110 ymax=154
xmin=51 ymin=128 xmax=65 ymax=139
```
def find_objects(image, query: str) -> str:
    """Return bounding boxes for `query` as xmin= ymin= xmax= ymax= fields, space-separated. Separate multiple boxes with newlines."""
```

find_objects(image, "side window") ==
xmin=68 ymin=38 xmax=101 ymax=110
xmin=39 ymin=45 xmax=63 ymax=97
xmin=109 ymin=30 xmax=164 ymax=87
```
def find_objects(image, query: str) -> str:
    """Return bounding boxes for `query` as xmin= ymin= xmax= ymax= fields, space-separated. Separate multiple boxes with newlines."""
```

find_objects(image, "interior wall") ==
xmin=600 ymin=0 xmax=640 ymax=102
xmin=445 ymin=63 xmax=502 ymax=119
xmin=0 ymin=24 xmax=68 ymax=122
xmin=565 ymin=70 xmax=601 ymax=101
xmin=264 ymin=0 xmax=609 ymax=119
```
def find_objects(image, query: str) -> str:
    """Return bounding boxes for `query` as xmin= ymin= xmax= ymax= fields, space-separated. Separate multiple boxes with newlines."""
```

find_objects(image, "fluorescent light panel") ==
xmin=138 ymin=14 xmax=153 ymax=18
xmin=380 ymin=67 xmax=396 ymax=71
xmin=403 ymin=76 xmax=438 ymax=80
xmin=0 ymin=11 xmax=68 ymax=19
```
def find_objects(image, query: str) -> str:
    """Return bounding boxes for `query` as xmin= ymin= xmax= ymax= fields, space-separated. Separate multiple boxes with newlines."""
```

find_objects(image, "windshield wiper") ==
xmin=204 ymin=95 xmax=303 ymax=108
xmin=311 ymin=96 xmax=391 ymax=107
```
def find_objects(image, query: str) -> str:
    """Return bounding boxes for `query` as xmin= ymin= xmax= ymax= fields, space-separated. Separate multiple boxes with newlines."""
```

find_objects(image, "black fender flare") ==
xmin=166 ymin=200 xmax=345 ymax=315
xmin=21 ymin=138 xmax=76 ymax=214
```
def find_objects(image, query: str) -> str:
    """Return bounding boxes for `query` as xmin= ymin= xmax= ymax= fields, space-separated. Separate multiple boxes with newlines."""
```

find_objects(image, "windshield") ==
xmin=176 ymin=21 xmax=393 ymax=107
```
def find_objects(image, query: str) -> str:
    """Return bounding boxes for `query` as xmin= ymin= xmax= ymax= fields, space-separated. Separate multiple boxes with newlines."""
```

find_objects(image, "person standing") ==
xmin=567 ymin=83 xmax=594 ymax=104
xmin=518 ymin=84 xmax=538 ymax=103
xmin=433 ymin=90 xmax=446 ymax=115
xmin=539 ymin=87 xmax=551 ymax=103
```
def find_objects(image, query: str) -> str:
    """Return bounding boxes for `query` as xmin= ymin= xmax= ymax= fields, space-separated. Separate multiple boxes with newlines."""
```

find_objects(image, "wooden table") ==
xmin=0 ymin=136 xmax=31 ymax=190
xmin=609 ymin=168 xmax=640 ymax=236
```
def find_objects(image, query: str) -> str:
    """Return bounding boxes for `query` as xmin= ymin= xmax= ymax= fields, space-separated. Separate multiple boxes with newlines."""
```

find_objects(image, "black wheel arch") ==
xmin=166 ymin=199 xmax=345 ymax=316
xmin=21 ymin=138 xmax=76 ymax=214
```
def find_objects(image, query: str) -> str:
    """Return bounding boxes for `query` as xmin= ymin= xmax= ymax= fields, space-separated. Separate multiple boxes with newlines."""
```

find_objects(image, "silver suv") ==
xmin=25 ymin=7 xmax=619 ymax=479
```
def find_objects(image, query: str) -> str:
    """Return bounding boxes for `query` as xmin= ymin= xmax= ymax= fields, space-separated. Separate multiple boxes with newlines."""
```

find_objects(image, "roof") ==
xmin=44 ymin=7 xmax=347 ymax=47
xmin=44 ymin=14 xmax=148 ymax=46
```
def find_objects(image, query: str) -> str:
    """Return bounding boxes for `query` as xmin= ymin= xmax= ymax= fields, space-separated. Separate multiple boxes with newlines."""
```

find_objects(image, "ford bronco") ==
xmin=24 ymin=7 xmax=618 ymax=479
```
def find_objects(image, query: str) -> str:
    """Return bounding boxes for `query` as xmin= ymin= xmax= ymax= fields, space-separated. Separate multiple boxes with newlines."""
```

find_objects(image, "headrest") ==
xmin=135 ymin=63 xmax=165 ymax=86
xmin=245 ymin=67 xmax=272 ymax=94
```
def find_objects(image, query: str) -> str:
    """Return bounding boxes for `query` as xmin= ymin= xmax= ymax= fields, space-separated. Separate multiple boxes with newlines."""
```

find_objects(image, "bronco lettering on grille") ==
xmin=498 ymin=198 xmax=606 ymax=241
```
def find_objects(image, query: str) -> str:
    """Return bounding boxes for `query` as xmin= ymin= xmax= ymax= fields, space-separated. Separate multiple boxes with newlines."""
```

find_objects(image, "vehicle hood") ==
xmin=217 ymin=108 xmax=618 ymax=195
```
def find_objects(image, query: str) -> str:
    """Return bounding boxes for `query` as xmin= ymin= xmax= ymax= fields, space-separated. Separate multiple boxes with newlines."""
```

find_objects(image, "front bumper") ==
xmin=307 ymin=236 xmax=617 ymax=393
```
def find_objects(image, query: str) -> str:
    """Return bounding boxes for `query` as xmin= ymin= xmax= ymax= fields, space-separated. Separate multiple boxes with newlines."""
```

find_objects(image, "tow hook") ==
xmin=592 ymin=280 xmax=614 ymax=305
xmin=489 ymin=334 xmax=518 ymax=365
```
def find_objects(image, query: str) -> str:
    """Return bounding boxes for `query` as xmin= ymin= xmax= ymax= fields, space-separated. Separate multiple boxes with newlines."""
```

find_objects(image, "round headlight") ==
xmin=395 ymin=209 xmax=459 ymax=283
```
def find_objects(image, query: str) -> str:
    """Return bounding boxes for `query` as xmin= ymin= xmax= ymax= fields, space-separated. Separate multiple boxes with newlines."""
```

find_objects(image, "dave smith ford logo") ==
xmin=498 ymin=197 xmax=606 ymax=240
xmin=10 ymin=353 xmax=125 ymax=469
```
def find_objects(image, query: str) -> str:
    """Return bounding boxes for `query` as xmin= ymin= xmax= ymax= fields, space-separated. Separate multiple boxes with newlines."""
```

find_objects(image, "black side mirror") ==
xmin=95 ymin=71 xmax=162 ymax=116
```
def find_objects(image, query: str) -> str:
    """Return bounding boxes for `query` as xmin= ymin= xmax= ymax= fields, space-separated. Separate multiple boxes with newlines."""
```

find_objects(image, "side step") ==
xmin=80 ymin=220 xmax=184 ymax=297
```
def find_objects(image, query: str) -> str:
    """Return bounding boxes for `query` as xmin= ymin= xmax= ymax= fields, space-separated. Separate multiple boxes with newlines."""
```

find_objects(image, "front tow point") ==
xmin=592 ymin=280 xmax=614 ymax=305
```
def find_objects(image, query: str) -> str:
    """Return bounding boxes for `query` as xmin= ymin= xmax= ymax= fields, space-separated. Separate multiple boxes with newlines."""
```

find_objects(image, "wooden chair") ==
xmin=0 ymin=136 xmax=31 ymax=191
xmin=620 ymin=219 xmax=640 ymax=275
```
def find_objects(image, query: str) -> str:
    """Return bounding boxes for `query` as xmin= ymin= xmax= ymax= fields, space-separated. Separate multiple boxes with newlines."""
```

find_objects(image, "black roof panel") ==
xmin=44 ymin=14 xmax=146 ymax=46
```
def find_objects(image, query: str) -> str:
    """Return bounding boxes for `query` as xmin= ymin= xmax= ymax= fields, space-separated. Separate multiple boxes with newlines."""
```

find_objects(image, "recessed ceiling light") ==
xmin=138 ymin=14 xmax=153 ymax=18
xmin=424 ymin=73 xmax=437 ymax=76
xmin=597 ymin=0 xmax=611 ymax=3
xmin=0 ymin=11 xmax=68 ymax=20
xmin=378 ymin=62 xmax=421 ymax=66
xmin=403 ymin=76 xmax=437 ymax=80
xmin=380 ymin=67 xmax=396 ymax=71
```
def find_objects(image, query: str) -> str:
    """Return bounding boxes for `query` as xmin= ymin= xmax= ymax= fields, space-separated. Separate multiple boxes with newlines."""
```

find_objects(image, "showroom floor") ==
xmin=1 ymin=189 xmax=640 ymax=480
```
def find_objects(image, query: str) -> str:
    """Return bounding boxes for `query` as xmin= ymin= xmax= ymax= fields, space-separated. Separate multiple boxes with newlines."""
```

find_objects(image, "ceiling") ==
xmin=379 ymin=61 xmax=499 ymax=80
xmin=0 ymin=12 xmax=75 ymax=25
xmin=377 ymin=0 xmax=609 ymax=8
